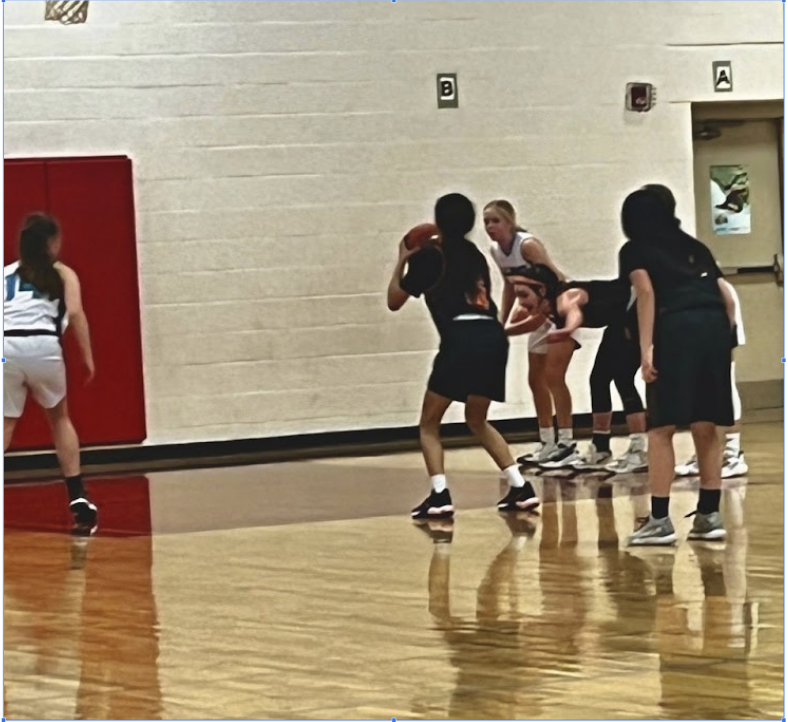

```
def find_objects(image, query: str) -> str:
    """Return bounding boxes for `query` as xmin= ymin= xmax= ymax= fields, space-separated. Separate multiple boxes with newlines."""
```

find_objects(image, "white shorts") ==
xmin=3 ymin=336 xmax=66 ymax=418
xmin=527 ymin=319 xmax=582 ymax=355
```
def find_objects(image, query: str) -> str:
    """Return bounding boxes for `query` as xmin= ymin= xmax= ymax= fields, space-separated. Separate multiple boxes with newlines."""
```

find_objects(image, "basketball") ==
xmin=403 ymin=222 xmax=441 ymax=251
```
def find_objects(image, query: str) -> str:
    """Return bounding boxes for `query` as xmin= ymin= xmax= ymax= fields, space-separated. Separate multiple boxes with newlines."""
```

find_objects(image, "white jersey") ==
xmin=489 ymin=231 xmax=536 ymax=279
xmin=721 ymin=278 xmax=745 ymax=346
xmin=4 ymin=262 xmax=64 ymax=335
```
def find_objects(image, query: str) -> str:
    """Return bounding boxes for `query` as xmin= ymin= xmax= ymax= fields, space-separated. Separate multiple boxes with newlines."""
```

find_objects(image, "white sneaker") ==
xmin=674 ymin=455 xmax=699 ymax=477
xmin=721 ymin=451 xmax=749 ymax=479
xmin=517 ymin=441 xmax=557 ymax=466
xmin=572 ymin=443 xmax=613 ymax=470
xmin=606 ymin=448 xmax=648 ymax=474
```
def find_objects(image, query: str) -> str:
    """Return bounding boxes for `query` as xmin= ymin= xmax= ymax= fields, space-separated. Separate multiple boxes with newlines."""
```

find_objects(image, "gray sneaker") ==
xmin=687 ymin=511 xmax=726 ymax=541
xmin=539 ymin=441 xmax=579 ymax=469
xmin=627 ymin=515 xmax=677 ymax=546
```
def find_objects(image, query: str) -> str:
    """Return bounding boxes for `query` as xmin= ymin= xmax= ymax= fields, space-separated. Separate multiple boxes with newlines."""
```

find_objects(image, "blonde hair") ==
xmin=483 ymin=199 xmax=527 ymax=233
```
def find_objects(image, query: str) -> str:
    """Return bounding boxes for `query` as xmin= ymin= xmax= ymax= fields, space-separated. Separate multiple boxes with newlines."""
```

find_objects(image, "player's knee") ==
xmin=591 ymin=390 xmax=613 ymax=414
xmin=544 ymin=369 xmax=568 ymax=392
xmin=527 ymin=371 xmax=544 ymax=394
xmin=622 ymin=392 xmax=644 ymax=416
xmin=419 ymin=414 xmax=441 ymax=435
xmin=464 ymin=409 xmax=487 ymax=435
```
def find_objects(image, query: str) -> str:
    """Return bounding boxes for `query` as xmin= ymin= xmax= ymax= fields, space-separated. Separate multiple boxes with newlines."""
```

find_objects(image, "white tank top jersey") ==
xmin=721 ymin=278 xmax=746 ymax=346
xmin=489 ymin=231 xmax=535 ymax=278
xmin=4 ymin=262 xmax=64 ymax=334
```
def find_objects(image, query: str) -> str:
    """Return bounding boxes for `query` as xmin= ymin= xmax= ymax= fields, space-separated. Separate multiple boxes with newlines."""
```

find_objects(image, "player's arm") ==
xmin=557 ymin=289 xmax=585 ymax=334
xmin=505 ymin=308 xmax=547 ymax=337
xmin=629 ymin=269 xmax=656 ymax=382
xmin=387 ymin=239 xmax=417 ymax=312
xmin=499 ymin=274 xmax=516 ymax=325
xmin=56 ymin=262 xmax=95 ymax=382
xmin=717 ymin=278 xmax=735 ymax=327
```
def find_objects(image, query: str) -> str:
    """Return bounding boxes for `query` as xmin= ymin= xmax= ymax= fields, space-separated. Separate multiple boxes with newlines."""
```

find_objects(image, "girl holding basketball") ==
xmin=483 ymin=200 xmax=579 ymax=468
xmin=387 ymin=194 xmax=539 ymax=520
xmin=4 ymin=213 xmax=98 ymax=534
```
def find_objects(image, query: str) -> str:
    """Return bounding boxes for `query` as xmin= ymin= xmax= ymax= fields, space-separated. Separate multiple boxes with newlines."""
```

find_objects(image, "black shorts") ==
xmin=427 ymin=319 xmax=509 ymax=403
xmin=647 ymin=307 xmax=734 ymax=428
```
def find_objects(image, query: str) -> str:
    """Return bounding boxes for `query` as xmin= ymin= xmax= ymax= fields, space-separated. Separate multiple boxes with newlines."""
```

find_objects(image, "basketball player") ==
xmin=4 ymin=213 xmax=98 ymax=534
xmin=642 ymin=184 xmax=749 ymax=481
xmin=483 ymin=200 xmax=579 ymax=468
xmin=387 ymin=194 xmax=540 ymax=520
xmin=506 ymin=265 xmax=648 ymax=473
xmin=619 ymin=189 xmax=735 ymax=545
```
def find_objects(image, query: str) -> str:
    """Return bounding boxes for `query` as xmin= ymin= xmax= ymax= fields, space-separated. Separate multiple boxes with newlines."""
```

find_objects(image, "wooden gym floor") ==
xmin=3 ymin=422 xmax=784 ymax=720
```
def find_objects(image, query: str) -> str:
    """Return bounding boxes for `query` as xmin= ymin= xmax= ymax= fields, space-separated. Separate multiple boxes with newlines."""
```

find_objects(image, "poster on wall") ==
xmin=710 ymin=165 xmax=751 ymax=235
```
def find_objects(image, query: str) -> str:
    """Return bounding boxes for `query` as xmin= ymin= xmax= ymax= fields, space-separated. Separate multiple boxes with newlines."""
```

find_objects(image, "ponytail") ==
xmin=18 ymin=213 xmax=64 ymax=300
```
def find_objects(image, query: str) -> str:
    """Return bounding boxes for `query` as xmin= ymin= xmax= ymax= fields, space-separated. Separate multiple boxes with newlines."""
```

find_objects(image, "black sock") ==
xmin=65 ymin=475 xmax=86 ymax=503
xmin=698 ymin=488 xmax=721 ymax=515
xmin=592 ymin=431 xmax=611 ymax=453
xmin=655 ymin=568 xmax=675 ymax=596
xmin=701 ymin=564 xmax=726 ymax=597
xmin=651 ymin=496 xmax=670 ymax=520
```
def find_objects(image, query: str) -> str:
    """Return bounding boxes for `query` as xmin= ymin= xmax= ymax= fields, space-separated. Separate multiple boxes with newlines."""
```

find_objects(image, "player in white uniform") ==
xmin=675 ymin=277 xmax=749 ymax=479
xmin=4 ymin=213 xmax=98 ymax=533
xmin=483 ymin=199 xmax=579 ymax=467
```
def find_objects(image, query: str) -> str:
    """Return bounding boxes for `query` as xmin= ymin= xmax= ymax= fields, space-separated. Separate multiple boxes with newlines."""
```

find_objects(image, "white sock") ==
xmin=539 ymin=427 xmax=555 ymax=445
xmin=630 ymin=433 xmax=647 ymax=451
xmin=558 ymin=427 xmax=573 ymax=443
xmin=431 ymin=474 xmax=447 ymax=493
xmin=503 ymin=464 xmax=525 ymax=488
xmin=725 ymin=433 xmax=741 ymax=457
xmin=510 ymin=536 xmax=527 ymax=552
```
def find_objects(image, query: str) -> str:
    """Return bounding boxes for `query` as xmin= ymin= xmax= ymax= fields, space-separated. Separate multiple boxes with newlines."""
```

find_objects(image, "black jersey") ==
xmin=400 ymin=238 xmax=498 ymax=335
xmin=559 ymin=279 xmax=633 ymax=329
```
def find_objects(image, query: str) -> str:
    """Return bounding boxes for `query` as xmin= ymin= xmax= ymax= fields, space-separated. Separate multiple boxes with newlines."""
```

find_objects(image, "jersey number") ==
xmin=5 ymin=274 xmax=43 ymax=301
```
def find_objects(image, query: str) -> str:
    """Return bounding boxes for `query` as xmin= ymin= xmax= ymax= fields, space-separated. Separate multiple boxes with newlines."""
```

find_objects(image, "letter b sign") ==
xmin=437 ymin=74 xmax=458 ymax=109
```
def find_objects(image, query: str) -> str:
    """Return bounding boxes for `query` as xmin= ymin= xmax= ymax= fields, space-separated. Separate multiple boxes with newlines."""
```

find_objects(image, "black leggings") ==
xmin=590 ymin=322 xmax=644 ymax=416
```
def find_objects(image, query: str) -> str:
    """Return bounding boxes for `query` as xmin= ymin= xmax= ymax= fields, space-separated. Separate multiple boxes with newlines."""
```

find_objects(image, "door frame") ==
xmin=690 ymin=101 xmax=784 ymax=414
xmin=691 ymin=100 xmax=784 ymax=277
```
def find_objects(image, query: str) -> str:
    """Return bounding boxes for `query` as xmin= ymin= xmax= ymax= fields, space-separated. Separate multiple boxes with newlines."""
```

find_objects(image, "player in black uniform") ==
xmin=387 ymin=194 xmax=540 ymax=520
xmin=619 ymin=188 xmax=736 ymax=546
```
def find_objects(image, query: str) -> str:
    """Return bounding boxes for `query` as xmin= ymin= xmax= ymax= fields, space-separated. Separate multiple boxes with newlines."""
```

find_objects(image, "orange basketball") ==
xmin=403 ymin=222 xmax=441 ymax=251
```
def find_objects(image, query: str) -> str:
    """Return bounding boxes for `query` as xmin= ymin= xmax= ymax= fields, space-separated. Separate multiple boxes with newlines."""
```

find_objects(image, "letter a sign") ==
xmin=713 ymin=61 xmax=733 ymax=93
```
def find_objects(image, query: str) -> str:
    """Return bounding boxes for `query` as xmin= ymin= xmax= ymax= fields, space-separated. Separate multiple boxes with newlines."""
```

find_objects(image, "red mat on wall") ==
xmin=4 ymin=156 xmax=146 ymax=449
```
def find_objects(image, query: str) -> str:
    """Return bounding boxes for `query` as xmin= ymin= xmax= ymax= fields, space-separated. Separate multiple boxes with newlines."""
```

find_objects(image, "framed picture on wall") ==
xmin=710 ymin=165 xmax=751 ymax=235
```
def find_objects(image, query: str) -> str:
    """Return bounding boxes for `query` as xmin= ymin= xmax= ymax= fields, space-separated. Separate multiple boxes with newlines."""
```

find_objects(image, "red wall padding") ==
xmin=4 ymin=156 xmax=147 ymax=449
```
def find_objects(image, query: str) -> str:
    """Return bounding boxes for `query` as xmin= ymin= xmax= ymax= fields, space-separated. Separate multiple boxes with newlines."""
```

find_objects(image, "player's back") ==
xmin=4 ymin=262 xmax=63 ymax=334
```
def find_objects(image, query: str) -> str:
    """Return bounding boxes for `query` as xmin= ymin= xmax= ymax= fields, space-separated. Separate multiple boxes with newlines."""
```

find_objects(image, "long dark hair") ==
xmin=641 ymin=183 xmax=677 ymax=217
xmin=621 ymin=190 xmax=690 ymax=248
xmin=18 ymin=213 xmax=64 ymax=300
xmin=435 ymin=193 xmax=476 ymax=240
